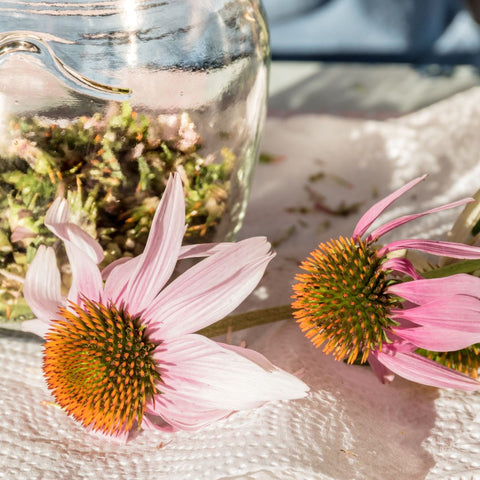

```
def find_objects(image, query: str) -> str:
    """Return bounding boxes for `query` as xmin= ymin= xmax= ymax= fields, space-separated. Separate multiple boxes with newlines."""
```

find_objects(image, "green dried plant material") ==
xmin=0 ymin=102 xmax=235 ymax=321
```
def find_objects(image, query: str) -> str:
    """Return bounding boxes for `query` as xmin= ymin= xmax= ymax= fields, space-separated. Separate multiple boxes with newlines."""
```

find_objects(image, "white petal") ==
xmin=23 ymin=246 xmax=62 ymax=326
xmin=22 ymin=319 xmax=50 ymax=338
xmin=148 ymin=334 xmax=308 ymax=430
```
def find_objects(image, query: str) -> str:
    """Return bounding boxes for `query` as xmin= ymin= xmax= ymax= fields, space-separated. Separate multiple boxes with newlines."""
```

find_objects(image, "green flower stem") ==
xmin=198 ymin=260 xmax=480 ymax=338
xmin=422 ymin=259 xmax=480 ymax=279
xmin=198 ymin=304 xmax=293 ymax=338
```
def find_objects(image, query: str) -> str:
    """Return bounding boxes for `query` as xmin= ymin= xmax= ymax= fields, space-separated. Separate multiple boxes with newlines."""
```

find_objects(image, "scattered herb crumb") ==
xmin=306 ymin=185 xmax=360 ymax=217
xmin=259 ymin=152 xmax=284 ymax=164
xmin=308 ymin=170 xmax=353 ymax=188
xmin=308 ymin=171 xmax=325 ymax=182
xmin=272 ymin=225 xmax=296 ymax=248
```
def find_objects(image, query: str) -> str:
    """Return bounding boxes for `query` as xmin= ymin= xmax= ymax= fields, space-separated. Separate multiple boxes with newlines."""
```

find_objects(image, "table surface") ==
xmin=2 ymin=62 xmax=480 ymax=479
xmin=268 ymin=61 xmax=480 ymax=117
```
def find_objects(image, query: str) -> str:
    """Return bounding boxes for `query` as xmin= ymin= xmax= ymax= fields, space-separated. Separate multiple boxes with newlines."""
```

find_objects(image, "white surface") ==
xmin=3 ymin=88 xmax=480 ymax=479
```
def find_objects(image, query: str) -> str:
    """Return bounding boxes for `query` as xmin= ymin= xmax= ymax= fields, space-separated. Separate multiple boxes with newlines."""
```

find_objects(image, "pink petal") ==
xmin=22 ymin=319 xmax=50 ymax=338
xmin=388 ymin=274 xmax=480 ymax=305
xmin=178 ymin=242 xmax=233 ymax=259
xmin=367 ymin=198 xmax=473 ymax=242
xmin=64 ymin=242 xmax=103 ymax=304
xmin=103 ymin=243 xmax=233 ymax=302
xmin=353 ymin=175 xmax=427 ymax=239
xmin=141 ymin=414 xmax=177 ymax=433
xmin=391 ymin=296 xmax=480 ymax=332
xmin=45 ymin=196 xmax=68 ymax=222
xmin=22 ymin=245 xmax=62 ymax=326
xmin=119 ymin=174 xmax=185 ymax=314
xmin=379 ymin=239 xmax=480 ymax=259
xmin=101 ymin=257 xmax=131 ymax=280
xmin=381 ymin=257 xmax=423 ymax=280
xmin=45 ymin=197 xmax=104 ymax=264
xmin=143 ymin=237 xmax=274 ymax=340
xmin=148 ymin=334 xmax=308 ymax=430
xmin=146 ymin=394 xmax=230 ymax=431
xmin=394 ymin=324 xmax=480 ymax=351
xmin=367 ymin=352 xmax=395 ymax=384
xmin=44 ymin=197 xmax=103 ymax=303
xmin=372 ymin=349 xmax=480 ymax=391
xmin=102 ymin=256 xmax=142 ymax=304
xmin=102 ymin=241 xmax=231 ymax=302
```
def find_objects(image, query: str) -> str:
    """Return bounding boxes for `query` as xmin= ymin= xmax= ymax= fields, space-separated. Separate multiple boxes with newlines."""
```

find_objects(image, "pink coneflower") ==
xmin=292 ymin=175 xmax=480 ymax=390
xmin=23 ymin=174 xmax=308 ymax=439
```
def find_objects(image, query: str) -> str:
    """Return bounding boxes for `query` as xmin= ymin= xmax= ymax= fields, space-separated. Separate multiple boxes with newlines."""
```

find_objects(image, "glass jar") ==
xmin=0 ymin=0 xmax=270 ymax=321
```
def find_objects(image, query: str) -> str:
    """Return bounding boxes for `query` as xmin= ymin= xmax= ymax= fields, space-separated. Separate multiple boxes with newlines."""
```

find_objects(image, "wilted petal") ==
xmin=141 ymin=414 xmax=176 ymax=433
xmin=373 ymin=349 xmax=480 ymax=391
xmin=391 ymin=296 xmax=480 ymax=332
xmin=368 ymin=198 xmax=473 ymax=242
xmin=388 ymin=274 xmax=480 ymax=305
xmin=367 ymin=352 xmax=395 ymax=384
xmin=23 ymin=245 xmax=62 ymax=326
xmin=382 ymin=257 xmax=423 ymax=280
xmin=11 ymin=225 xmax=35 ymax=243
xmin=119 ymin=174 xmax=185 ymax=314
xmin=149 ymin=334 xmax=308 ymax=430
xmin=379 ymin=239 xmax=480 ymax=259
xmin=353 ymin=175 xmax=426 ymax=239
xmin=394 ymin=323 xmax=480 ymax=351
xmin=144 ymin=237 xmax=274 ymax=340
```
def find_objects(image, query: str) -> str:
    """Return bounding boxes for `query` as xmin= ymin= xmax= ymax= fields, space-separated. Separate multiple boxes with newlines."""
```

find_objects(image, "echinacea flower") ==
xmin=292 ymin=175 xmax=480 ymax=390
xmin=22 ymin=174 xmax=308 ymax=439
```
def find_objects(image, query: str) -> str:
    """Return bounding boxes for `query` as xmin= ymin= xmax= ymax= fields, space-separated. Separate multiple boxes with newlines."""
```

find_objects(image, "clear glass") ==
xmin=0 ymin=0 xmax=270 ymax=321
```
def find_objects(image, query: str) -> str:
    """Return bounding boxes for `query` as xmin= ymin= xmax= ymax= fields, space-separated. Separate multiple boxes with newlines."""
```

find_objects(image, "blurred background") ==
xmin=262 ymin=0 xmax=480 ymax=116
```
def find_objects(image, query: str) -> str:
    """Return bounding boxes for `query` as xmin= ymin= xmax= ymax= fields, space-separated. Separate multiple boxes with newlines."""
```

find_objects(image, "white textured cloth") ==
xmin=3 ymin=88 xmax=480 ymax=479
